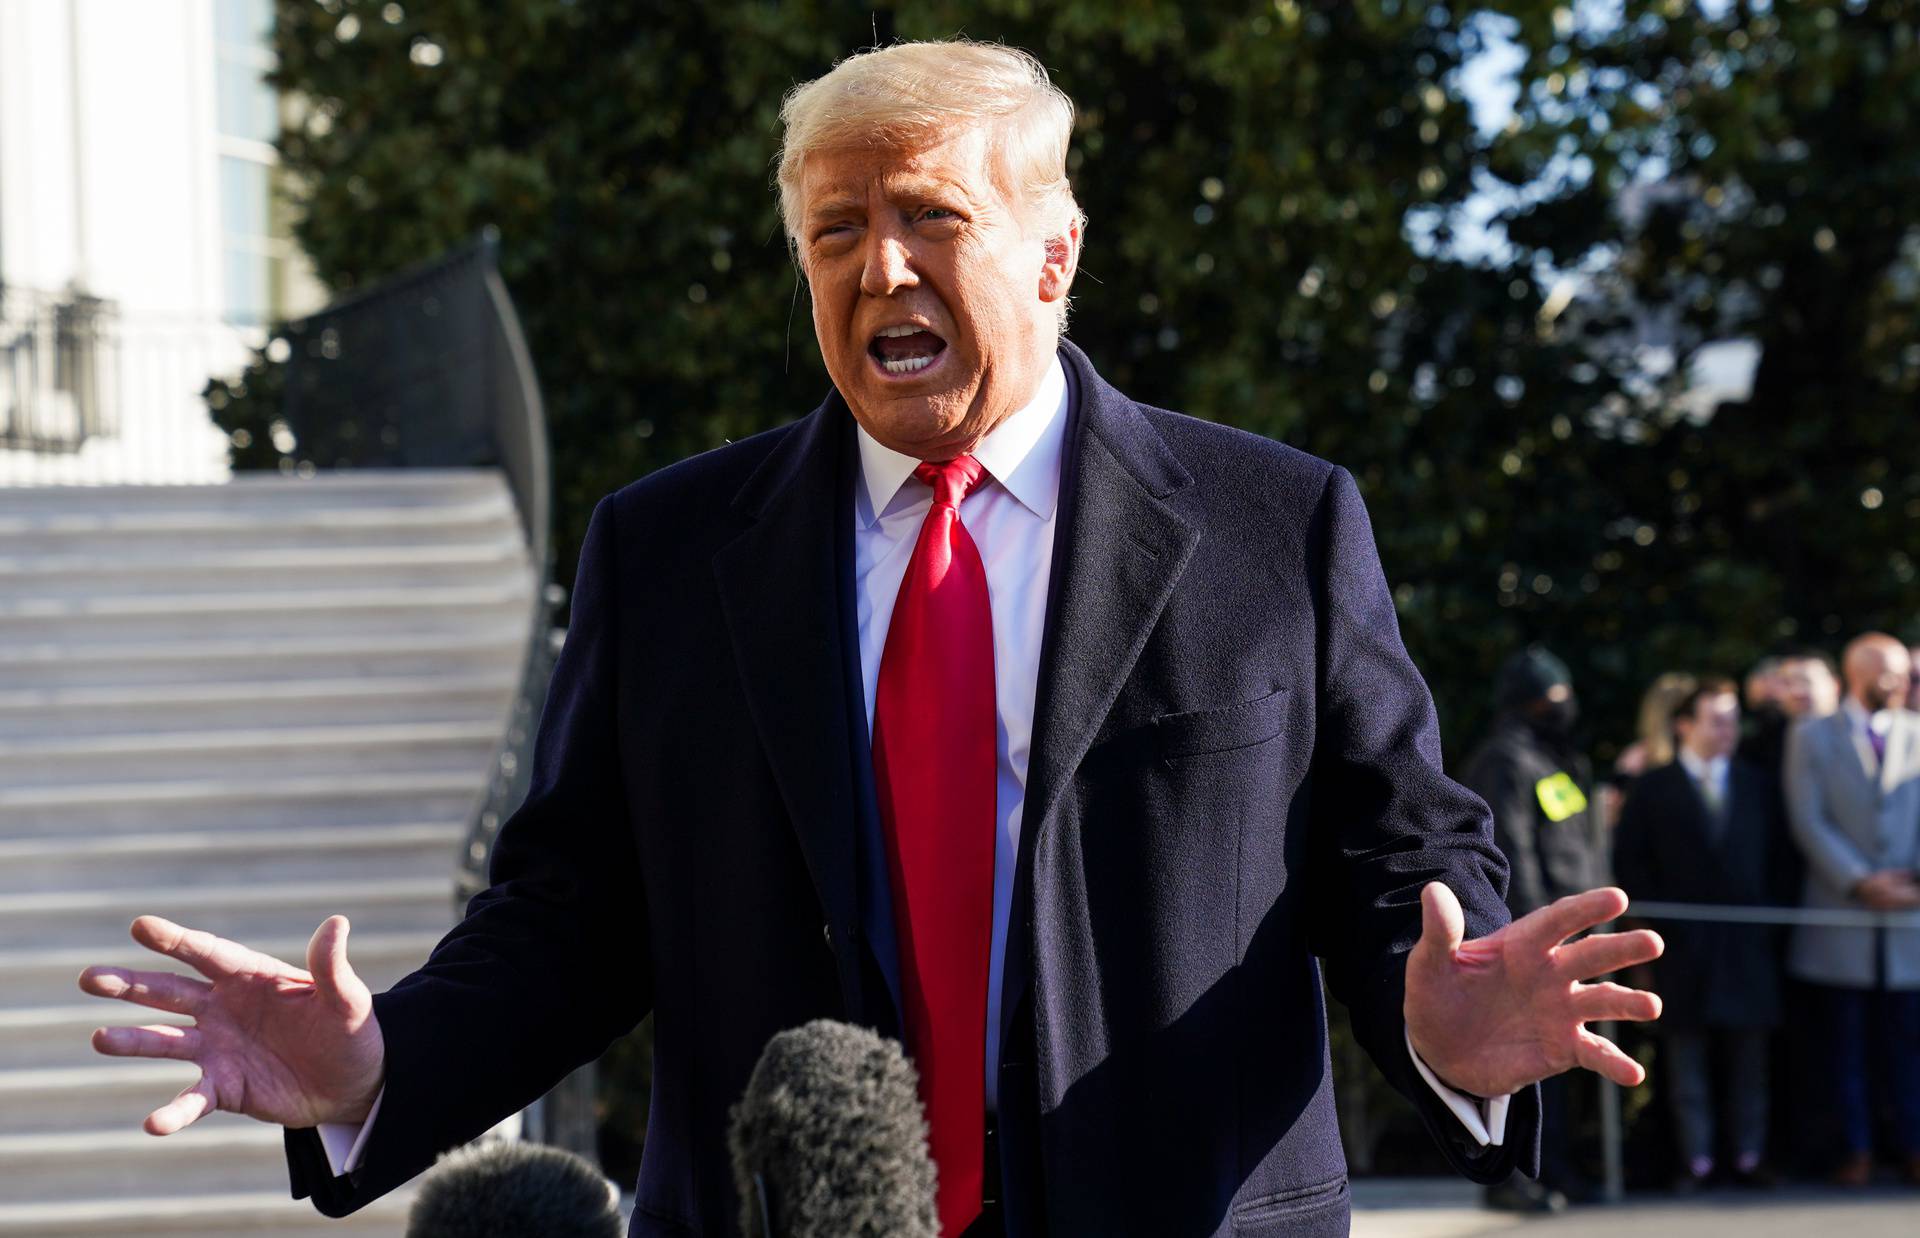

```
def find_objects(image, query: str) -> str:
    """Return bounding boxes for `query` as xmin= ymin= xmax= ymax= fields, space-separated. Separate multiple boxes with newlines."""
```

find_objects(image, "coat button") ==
xmin=822 ymin=922 xmax=833 ymax=950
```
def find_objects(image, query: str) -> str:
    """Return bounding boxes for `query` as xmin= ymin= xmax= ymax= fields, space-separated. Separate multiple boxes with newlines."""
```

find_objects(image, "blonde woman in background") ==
xmin=1617 ymin=673 xmax=1701 ymax=781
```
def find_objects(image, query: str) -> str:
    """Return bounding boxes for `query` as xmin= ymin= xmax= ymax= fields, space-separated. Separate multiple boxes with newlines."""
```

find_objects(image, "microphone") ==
xmin=728 ymin=1019 xmax=939 ymax=1238
xmin=405 ymin=1138 xmax=624 ymax=1238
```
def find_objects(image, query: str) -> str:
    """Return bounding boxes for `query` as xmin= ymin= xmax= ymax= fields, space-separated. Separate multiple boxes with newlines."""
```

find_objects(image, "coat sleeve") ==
xmin=1302 ymin=466 xmax=1541 ymax=1184
xmin=287 ymin=496 xmax=652 ymax=1216
xmin=1784 ymin=720 xmax=1872 ymax=896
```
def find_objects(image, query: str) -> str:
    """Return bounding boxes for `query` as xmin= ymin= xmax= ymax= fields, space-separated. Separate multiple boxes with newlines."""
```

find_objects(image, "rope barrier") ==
xmin=1625 ymin=900 xmax=1920 ymax=930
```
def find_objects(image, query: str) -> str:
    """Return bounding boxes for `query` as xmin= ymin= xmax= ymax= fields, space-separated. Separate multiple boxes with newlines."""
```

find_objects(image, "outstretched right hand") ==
xmin=77 ymin=914 xmax=386 ymax=1135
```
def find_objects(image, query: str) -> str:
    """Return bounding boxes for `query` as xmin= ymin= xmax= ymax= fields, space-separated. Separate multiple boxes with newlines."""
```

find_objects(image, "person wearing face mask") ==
xmin=1461 ymin=647 xmax=1607 ymax=1210
xmin=1784 ymin=632 xmax=1920 ymax=1186
xmin=1464 ymin=649 xmax=1604 ymax=923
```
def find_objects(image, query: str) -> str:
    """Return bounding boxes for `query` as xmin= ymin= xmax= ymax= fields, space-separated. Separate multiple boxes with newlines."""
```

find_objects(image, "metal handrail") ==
xmin=274 ymin=231 xmax=558 ymax=882
xmin=274 ymin=232 xmax=590 ymax=1152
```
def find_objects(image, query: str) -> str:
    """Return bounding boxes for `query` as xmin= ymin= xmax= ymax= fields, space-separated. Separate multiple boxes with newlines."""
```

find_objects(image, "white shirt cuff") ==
xmin=315 ymin=1084 xmax=385 ymax=1177
xmin=1405 ymin=1025 xmax=1509 ymax=1146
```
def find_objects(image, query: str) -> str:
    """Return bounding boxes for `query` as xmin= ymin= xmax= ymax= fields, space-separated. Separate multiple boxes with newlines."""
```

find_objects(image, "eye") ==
xmin=919 ymin=207 xmax=957 ymax=222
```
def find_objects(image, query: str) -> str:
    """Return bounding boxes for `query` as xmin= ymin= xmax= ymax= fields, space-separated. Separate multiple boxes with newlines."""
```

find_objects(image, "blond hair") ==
xmin=1636 ymin=672 xmax=1698 ymax=768
xmin=776 ymin=40 xmax=1084 ymax=249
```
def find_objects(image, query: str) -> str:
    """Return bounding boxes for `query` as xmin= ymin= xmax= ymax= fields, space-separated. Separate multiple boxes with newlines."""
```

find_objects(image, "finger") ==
xmin=1555 ymin=928 xmax=1664 ymax=979
xmin=145 ymin=1074 xmax=216 ymax=1136
xmin=307 ymin=915 xmax=371 ymax=1015
xmin=92 ymin=1023 xmax=203 ymax=1061
xmin=1570 ymin=981 xmax=1662 ymax=1024
xmin=77 ymin=966 xmax=212 ymax=1015
xmin=1573 ymin=1027 xmax=1646 ymax=1087
xmin=1417 ymin=881 xmax=1466 ymax=957
xmin=130 ymin=916 xmax=298 ymax=984
xmin=1516 ymin=886 xmax=1631 ymax=951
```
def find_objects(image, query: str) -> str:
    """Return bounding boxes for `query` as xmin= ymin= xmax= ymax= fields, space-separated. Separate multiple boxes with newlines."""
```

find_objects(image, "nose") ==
xmin=859 ymin=223 xmax=917 ymax=298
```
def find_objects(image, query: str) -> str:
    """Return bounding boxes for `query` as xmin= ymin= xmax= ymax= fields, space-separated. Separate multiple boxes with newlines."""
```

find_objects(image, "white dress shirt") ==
xmin=318 ymin=355 xmax=1507 ymax=1175
xmin=1842 ymin=697 xmax=1897 ymax=773
xmin=1677 ymin=748 xmax=1731 ymax=818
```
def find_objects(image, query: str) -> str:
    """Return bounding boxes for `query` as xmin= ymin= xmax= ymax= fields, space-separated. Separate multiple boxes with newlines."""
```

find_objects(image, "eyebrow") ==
xmin=806 ymin=196 xmax=864 ymax=224
xmin=805 ymin=179 xmax=970 ymax=224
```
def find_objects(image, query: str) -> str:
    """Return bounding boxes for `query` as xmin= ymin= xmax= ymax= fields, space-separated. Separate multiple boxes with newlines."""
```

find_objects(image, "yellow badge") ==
xmin=1535 ymin=772 xmax=1588 ymax=823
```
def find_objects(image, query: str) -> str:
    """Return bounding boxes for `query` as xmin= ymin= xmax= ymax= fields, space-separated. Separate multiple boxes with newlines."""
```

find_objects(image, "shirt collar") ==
xmin=1843 ymin=697 xmax=1894 ymax=736
xmin=1677 ymin=747 xmax=1726 ymax=784
xmin=852 ymin=354 xmax=1069 ymax=528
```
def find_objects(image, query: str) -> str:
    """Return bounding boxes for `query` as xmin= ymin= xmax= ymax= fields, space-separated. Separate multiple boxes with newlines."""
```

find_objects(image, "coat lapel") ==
xmin=1883 ymin=711 xmax=1915 ymax=797
xmin=711 ymin=398 xmax=867 ymax=1013
xmin=1000 ymin=341 xmax=1199 ymax=1047
xmin=1842 ymin=714 xmax=1882 ymax=792
xmin=1670 ymin=763 xmax=1722 ymax=852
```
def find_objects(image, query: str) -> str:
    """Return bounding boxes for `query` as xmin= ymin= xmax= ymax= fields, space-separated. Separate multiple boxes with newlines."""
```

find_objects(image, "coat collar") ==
xmin=712 ymin=395 xmax=872 ymax=1016
xmin=712 ymin=340 xmax=1202 ymax=1043
xmin=999 ymin=339 xmax=1198 ymax=1046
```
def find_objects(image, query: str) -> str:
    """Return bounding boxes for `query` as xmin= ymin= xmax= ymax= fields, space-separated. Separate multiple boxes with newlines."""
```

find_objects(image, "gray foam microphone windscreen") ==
xmin=728 ymin=1019 xmax=940 ymax=1238
xmin=405 ymin=1138 xmax=623 ymax=1238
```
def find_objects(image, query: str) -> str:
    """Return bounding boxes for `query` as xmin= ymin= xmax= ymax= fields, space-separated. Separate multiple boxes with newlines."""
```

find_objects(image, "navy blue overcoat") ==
xmin=288 ymin=341 xmax=1540 ymax=1236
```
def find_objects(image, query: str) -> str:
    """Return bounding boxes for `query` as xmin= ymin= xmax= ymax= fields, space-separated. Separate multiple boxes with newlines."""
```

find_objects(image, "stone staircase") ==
xmin=0 ymin=470 xmax=538 ymax=1236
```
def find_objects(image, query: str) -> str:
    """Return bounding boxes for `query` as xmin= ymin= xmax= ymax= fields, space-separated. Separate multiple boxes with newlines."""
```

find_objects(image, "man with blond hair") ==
xmin=78 ymin=41 xmax=1660 ymax=1237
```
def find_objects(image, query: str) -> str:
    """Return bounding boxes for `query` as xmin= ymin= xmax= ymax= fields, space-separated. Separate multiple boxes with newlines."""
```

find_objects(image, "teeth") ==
xmin=876 ymin=325 xmax=929 ymax=338
xmin=882 ymin=354 xmax=935 ymax=375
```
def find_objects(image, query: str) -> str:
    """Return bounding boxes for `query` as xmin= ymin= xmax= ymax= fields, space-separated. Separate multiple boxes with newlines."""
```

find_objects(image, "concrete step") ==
xmin=0 ymin=627 xmax=529 ymax=688
xmin=0 ymin=484 xmax=514 ymax=524
xmin=0 ymin=770 xmax=483 ymax=837
xmin=0 ymin=468 xmax=505 ymax=513
xmin=0 ymin=1005 xmax=194 ymax=1070
xmin=0 ymin=495 xmax=521 ymax=555
xmin=0 ymin=1187 xmax=413 ymax=1235
xmin=0 ymin=1061 xmax=203 ymax=1133
xmin=0 ymin=721 xmax=502 ymax=786
xmin=0 ymin=821 xmax=468 ymax=895
xmin=0 ymin=541 xmax=532 ymax=596
xmin=0 ymin=876 xmax=456 ymax=951
xmin=0 ymin=1116 xmax=283 ymax=1202
xmin=0 ymin=581 xmax=535 ymax=644
xmin=0 ymin=673 xmax=518 ymax=737
xmin=2 ymin=929 xmax=442 ymax=1009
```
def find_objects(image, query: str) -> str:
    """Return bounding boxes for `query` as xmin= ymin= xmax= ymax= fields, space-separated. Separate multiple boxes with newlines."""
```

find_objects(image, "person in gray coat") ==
xmin=1784 ymin=632 xmax=1920 ymax=1185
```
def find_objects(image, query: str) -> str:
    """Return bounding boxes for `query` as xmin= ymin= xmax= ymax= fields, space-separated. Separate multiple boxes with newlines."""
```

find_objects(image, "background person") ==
xmin=1614 ymin=679 xmax=1783 ymax=1190
xmin=1461 ymin=647 xmax=1610 ymax=1209
xmin=1784 ymin=633 xmax=1920 ymax=1186
xmin=1740 ymin=650 xmax=1842 ymax=787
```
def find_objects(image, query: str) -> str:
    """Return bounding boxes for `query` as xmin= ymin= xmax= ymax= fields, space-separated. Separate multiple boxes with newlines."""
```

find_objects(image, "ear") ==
xmin=1038 ymin=215 xmax=1082 ymax=306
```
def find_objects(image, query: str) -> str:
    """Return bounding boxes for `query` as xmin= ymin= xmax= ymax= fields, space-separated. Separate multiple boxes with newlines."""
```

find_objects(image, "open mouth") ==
xmin=868 ymin=324 xmax=949 ymax=377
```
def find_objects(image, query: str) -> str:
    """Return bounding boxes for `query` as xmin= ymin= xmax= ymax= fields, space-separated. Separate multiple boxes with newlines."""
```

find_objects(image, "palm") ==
xmin=1404 ymin=884 xmax=1663 ymax=1099
xmin=78 ymin=915 xmax=385 ymax=1135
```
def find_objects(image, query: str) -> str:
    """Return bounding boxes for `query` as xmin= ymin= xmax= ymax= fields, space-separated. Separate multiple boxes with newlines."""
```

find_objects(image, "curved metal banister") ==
xmin=275 ymin=232 xmax=592 ymax=1153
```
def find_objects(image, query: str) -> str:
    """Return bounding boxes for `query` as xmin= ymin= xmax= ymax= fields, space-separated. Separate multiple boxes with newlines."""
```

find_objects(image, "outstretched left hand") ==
xmin=1404 ymin=883 xmax=1663 ymax=1098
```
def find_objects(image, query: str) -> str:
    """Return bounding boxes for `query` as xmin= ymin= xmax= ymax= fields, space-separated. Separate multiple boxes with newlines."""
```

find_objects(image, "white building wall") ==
xmin=0 ymin=0 xmax=307 ymax=485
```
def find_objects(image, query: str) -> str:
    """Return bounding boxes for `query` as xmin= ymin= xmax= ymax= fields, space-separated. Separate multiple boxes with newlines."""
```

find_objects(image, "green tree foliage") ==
xmin=211 ymin=0 xmax=1919 ymax=765
xmin=1490 ymin=0 xmax=1920 ymax=695
xmin=204 ymin=0 xmax=1918 ymax=1181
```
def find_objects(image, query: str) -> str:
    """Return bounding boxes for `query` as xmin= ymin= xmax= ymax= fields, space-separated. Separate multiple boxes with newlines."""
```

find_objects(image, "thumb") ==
xmin=307 ymin=915 xmax=371 ymax=1015
xmin=1417 ymin=881 xmax=1466 ymax=960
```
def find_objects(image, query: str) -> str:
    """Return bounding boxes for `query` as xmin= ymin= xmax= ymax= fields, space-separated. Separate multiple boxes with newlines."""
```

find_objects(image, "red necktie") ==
xmin=872 ymin=454 xmax=996 ymax=1238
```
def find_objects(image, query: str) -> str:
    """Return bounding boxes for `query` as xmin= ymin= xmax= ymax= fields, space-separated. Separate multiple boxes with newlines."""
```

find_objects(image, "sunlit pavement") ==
xmin=1352 ymin=1178 xmax=1920 ymax=1238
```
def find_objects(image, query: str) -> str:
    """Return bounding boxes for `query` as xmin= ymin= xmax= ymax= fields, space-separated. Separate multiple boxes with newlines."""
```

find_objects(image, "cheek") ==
xmin=807 ymin=278 xmax=857 ymax=355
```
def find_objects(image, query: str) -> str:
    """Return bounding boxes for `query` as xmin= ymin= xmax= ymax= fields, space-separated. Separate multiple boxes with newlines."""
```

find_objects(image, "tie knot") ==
xmin=913 ymin=454 xmax=988 ymax=509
